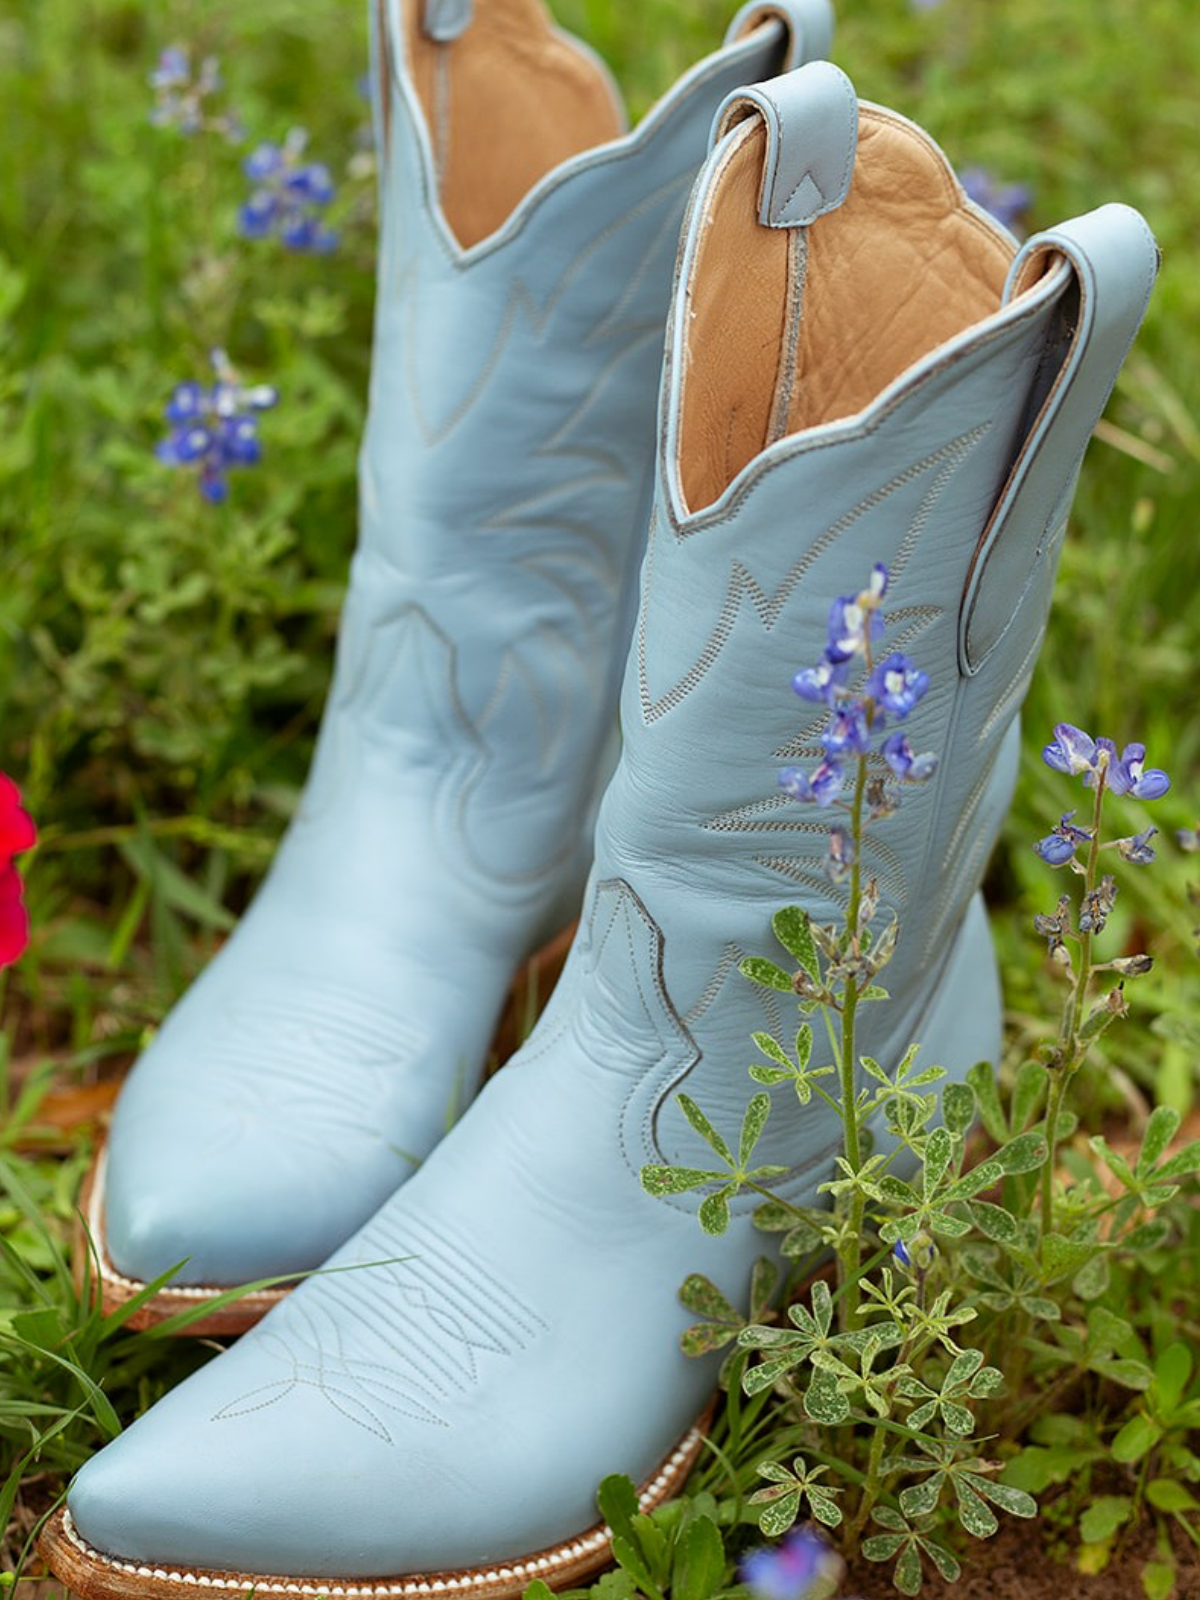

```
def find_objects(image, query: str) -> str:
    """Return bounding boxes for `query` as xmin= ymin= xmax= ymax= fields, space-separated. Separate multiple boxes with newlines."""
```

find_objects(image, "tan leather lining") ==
xmin=403 ymin=0 xmax=624 ymax=248
xmin=680 ymin=108 xmax=1020 ymax=513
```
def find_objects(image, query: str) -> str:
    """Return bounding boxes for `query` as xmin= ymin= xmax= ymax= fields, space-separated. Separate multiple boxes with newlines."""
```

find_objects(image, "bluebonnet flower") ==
xmin=1117 ymin=827 xmax=1158 ymax=865
xmin=825 ymin=566 xmax=888 ymax=663
xmin=149 ymin=45 xmax=242 ymax=140
xmin=239 ymin=129 xmax=339 ymax=252
xmin=961 ymin=166 xmax=1033 ymax=233
xmin=821 ymin=704 xmax=870 ymax=760
xmin=826 ymin=827 xmax=855 ymax=885
xmin=1106 ymin=743 xmax=1171 ymax=800
xmin=155 ymin=349 xmax=278 ymax=503
xmin=1043 ymin=725 xmax=1170 ymax=799
xmin=892 ymin=1238 xmax=912 ymax=1268
xmin=792 ymin=657 xmax=848 ymax=707
xmin=866 ymin=652 xmax=929 ymax=720
xmin=741 ymin=1528 xmax=843 ymax=1600
xmin=1043 ymin=723 xmax=1101 ymax=778
xmin=1177 ymin=826 xmax=1200 ymax=854
xmin=780 ymin=761 xmax=844 ymax=808
xmin=881 ymin=733 xmax=938 ymax=783
xmin=1034 ymin=811 xmax=1092 ymax=867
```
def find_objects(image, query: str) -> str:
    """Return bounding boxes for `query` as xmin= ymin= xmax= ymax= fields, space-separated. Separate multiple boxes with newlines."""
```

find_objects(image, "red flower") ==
xmin=0 ymin=772 xmax=36 ymax=969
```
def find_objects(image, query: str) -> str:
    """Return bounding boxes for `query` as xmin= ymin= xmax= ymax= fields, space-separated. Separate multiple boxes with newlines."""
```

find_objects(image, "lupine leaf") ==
xmin=742 ymin=1356 xmax=796 ymax=1396
xmin=804 ymin=1368 xmax=850 ymax=1424
xmin=862 ymin=1534 xmax=905 ymax=1562
xmin=795 ymin=1025 xmax=813 ymax=1069
xmin=1136 ymin=1105 xmax=1180 ymax=1175
xmin=899 ymin=1476 xmax=942 ymax=1518
xmin=677 ymin=1095 xmax=733 ymax=1165
xmin=928 ymin=1132 xmax=953 ymax=1196
xmin=924 ymin=1540 xmax=961 ymax=1583
xmin=954 ymin=1479 xmax=998 ymax=1538
xmin=942 ymin=1400 xmax=976 ymax=1435
xmin=772 ymin=905 xmax=820 ymax=978
xmin=757 ymin=1489 xmax=801 ymax=1537
xmin=750 ymin=1257 xmax=780 ymax=1317
xmin=751 ymin=1031 xmax=792 ymax=1069
xmin=740 ymin=956 xmax=795 ymax=994
xmin=699 ymin=1190 xmax=732 ymax=1236
xmin=810 ymin=1489 xmax=843 ymax=1528
xmin=894 ymin=1542 xmax=923 ymax=1596
xmin=739 ymin=1093 xmax=771 ymax=1168
xmin=970 ymin=1477 xmax=1038 ymax=1518
xmin=680 ymin=1324 xmax=732 ymax=1357
xmin=749 ymin=1065 xmax=793 ymax=1088
xmin=945 ymin=1348 xmax=985 ymax=1386
xmin=942 ymin=1082 xmax=977 ymax=1136
xmin=809 ymin=1277 xmax=834 ymax=1336
xmin=641 ymin=1165 xmax=716 ymax=1197
xmin=967 ymin=1200 xmax=1019 ymax=1243
xmin=678 ymin=1275 xmax=739 ymax=1324
xmin=1073 ymin=1251 xmax=1111 ymax=1300
xmin=1157 ymin=1139 xmax=1200 ymax=1179
xmin=1011 ymin=1059 xmax=1048 ymax=1134
xmin=968 ymin=1058 xmax=1008 ymax=1143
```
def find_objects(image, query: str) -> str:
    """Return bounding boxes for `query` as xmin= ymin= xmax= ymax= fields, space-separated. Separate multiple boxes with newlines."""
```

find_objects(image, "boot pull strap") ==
xmin=711 ymin=61 xmax=858 ymax=228
xmin=959 ymin=204 xmax=1159 ymax=673
xmin=423 ymin=0 xmax=472 ymax=42
xmin=724 ymin=0 xmax=835 ymax=73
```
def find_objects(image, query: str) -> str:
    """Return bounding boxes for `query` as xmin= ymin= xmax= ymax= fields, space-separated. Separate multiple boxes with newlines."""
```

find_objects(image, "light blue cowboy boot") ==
xmin=48 ymin=60 xmax=1157 ymax=1598
xmin=94 ymin=0 xmax=836 ymax=1318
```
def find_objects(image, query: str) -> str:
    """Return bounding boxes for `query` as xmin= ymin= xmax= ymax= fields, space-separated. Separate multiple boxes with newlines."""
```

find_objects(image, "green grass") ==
xmin=1 ymin=0 xmax=1198 ymax=1588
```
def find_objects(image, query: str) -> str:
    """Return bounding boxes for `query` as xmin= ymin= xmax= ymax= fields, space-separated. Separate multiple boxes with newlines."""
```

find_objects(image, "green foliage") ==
xmin=2 ymin=0 xmax=1200 ymax=1594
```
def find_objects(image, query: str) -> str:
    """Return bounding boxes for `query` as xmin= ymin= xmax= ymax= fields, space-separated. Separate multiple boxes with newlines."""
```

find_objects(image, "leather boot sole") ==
xmin=80 ymin=926 xmax=577 ymax=1337
xmin=38 ymin=1410 xmax=709 ymax=1600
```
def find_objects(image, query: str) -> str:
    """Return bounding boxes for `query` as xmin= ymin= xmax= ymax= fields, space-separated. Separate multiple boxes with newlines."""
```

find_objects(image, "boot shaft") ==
xmin=588 ymin=62 xmax=1157 ymax=1167
xmin=306 ymin=1 xmax=834 ymax=890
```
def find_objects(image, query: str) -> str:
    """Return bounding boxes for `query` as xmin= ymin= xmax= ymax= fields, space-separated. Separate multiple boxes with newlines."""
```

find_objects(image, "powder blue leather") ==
xmin=100 ymin=2 xmax=823 ymax=1290
xmin=67 ymin=63 xmax=1157 ymax=1580
xmin=714 ymin=61 xmax=858 ymax=225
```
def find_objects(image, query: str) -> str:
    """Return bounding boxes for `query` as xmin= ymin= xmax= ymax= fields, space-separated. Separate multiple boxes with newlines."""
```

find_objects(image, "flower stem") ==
xmin=837 ymin=749 xmax=870 ymax=1330
xmin=846 ymin=1411 xmax=888 ymax=1553
xmin=1040 ymin=770 xmax=1106 ymax=1250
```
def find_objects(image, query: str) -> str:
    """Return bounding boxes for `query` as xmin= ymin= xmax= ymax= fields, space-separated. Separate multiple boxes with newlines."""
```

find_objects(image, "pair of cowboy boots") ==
xmin=42 ymin=0 xmax=1158 ymax=1594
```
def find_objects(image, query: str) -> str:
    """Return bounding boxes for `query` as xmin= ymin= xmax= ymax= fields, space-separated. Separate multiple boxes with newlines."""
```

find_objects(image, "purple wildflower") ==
xmin=866 ymin=652 xmax=930 ymax=720
xmin=824 ymin=563 xmax=889 ymax=663
xmin=239 ymin=129 xmax=339 ymax=252
xmin=1043 ymin=723 xmax=1100 ymax=777
xmin=155 ymin=349 xmax=278 ymax=503
xmin=1106 ymin=743 xmax=1171 ymax=801
xmin=826 ymin=827 xmax=855 ymax=885
xmin=741 ymin=1528 xmax=843 ymax=1600
xmin=1117 ymin=827 xmax=1158 ymax=865
xmin=881 ymin=733 xmax=938 ymax=783
xmin=149 ymin=45 xmax=242 ymax=140
xmin=792 ymin=656 xmax=848 ymax=707
xmin=780 ymin=761 xmax=845 ymax=808
xmin=821 ymin=704 xmax=870 ymax=760
xmin=961 ymin=166 xmax=1033 ymax=233
xmin=1034 ymin=811 xmax=1093 ymax=867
